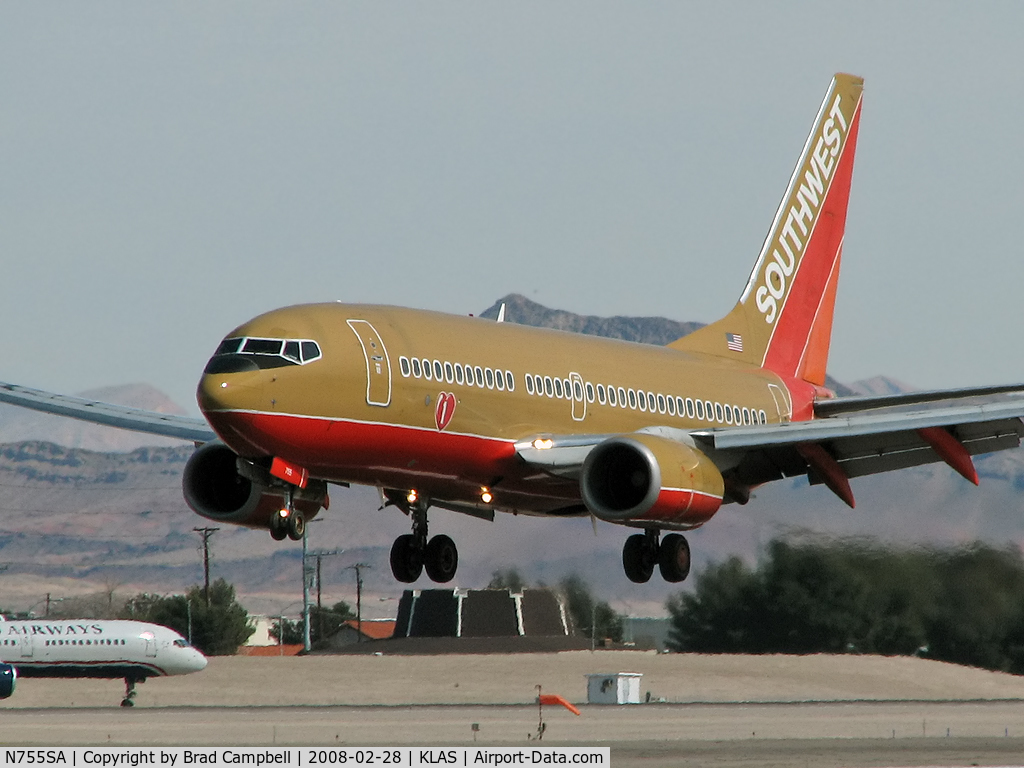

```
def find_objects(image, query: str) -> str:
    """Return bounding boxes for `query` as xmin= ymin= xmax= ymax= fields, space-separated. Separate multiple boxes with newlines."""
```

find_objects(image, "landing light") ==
xmin=407 ymin=490 xmax=418 ymax=504
xmin=480 ymin=488 xmax=493 ymax=504
xmin=532 ymin=438 xmax=554 ymax=450
xmin=278 ymin=507 xmax=290 ymax=519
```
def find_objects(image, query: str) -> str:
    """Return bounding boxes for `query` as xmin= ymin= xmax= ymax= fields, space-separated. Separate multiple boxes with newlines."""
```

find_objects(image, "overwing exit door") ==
xmin=570 ymin=372 xmax=587 ymax=421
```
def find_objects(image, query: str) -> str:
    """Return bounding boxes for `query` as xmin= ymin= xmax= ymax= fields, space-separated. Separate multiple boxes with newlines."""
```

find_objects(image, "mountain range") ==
xmin=0 ymin=298 xmax=1019 ymax=620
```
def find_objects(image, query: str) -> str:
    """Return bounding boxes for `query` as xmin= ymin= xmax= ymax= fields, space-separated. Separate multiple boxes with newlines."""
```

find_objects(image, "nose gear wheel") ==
xmin=269 ymin=488 xmax=305 ymax=541
xmin=269 ymin=514 xmax=288 ymax=541
xmin=286 ymin=511 xmax=305 ymax=541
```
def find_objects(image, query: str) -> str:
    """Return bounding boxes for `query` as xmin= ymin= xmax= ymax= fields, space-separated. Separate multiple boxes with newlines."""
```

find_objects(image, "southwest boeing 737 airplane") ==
xmin=0 ymin=617 xmax=207 ymax=706
xmin=2 ymin=74 xmax=1023 ymax=585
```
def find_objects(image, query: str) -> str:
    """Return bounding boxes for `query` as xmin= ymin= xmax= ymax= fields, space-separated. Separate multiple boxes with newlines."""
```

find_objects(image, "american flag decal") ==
xmin=726 ymin=333 xmax=744 ymax=352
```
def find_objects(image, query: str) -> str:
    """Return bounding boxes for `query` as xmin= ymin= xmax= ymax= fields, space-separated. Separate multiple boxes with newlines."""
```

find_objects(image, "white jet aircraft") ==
xmin=0 ymin=617 xmax=207 ymax=706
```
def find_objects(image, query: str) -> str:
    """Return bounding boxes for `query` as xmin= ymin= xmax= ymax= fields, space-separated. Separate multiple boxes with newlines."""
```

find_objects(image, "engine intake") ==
xmin=183 ymin=441 xmax=326 ymax=529
xmin=580 ymin=434 xmax=724 ymax=528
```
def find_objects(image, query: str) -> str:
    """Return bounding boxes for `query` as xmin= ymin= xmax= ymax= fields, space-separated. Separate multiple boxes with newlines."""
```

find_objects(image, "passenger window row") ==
xmin=398 ymin=354 xmax=767 ymax=427
xmin=398 ymin=356 xmax=515 ymax=393
xmin=523 ymin=373 xmax=585 ymax=401
xmin=599 ymin=381 xmax=767 ymax=426
xmin=524 ymin=371 xmax=768 ymax=426
xmin=39 ymin=638 xmax=127 ymax=646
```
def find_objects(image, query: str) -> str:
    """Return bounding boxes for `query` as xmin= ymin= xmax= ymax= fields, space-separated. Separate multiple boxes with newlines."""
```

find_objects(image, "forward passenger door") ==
xmin=347 ymin=319 xmax=392 ymax=407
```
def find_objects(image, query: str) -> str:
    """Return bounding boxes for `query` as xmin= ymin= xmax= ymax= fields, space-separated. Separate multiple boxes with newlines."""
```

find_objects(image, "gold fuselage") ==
xmin=198 ymin=303 xmax=793 ymax=516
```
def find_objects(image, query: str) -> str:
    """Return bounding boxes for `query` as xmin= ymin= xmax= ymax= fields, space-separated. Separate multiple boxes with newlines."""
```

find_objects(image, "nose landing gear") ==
xmin=389 ymin=496 xmax=459 ymax=584
xmin=269 ymin=488 xmax=305 ymax=541
xmin=622 ymin=529 xmax=690 ymax=583
xmin=121 ymin=676 xmax=141 ymax=707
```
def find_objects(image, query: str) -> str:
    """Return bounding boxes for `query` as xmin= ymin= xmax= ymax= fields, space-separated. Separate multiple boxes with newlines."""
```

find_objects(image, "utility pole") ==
xmin=302 ymin=524 xmax=310 ymax=653
xmin=43 ymin=594 xmax=64 ymax=618
xmin=299 ymin=520 xmax=331 ymax=654
xmin=308 ymin=550 xmax=343 ymax=641
xmin=591 ymin=600 xmax=597 ymax=653
xmin=193 ymin=527 xmax=219 ymax=606
xmin=346 ymin=563 xmax=371 ymax=642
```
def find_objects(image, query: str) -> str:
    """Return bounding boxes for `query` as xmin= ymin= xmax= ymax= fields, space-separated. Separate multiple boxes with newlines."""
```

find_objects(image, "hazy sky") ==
xmin=2 ymin=3 xmax=1022 ymax=412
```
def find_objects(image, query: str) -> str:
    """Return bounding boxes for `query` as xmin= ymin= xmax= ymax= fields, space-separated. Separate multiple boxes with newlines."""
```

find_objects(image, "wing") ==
xmin=517 ymin=390 xmax=1024 ymax=509
xmin=0 ymin=381 xmax=216 ymax=443
xmin=813 ymin=382 xmax=1024 ymax=417
xmin=699 ymin=397 xmax=1024 ymax=506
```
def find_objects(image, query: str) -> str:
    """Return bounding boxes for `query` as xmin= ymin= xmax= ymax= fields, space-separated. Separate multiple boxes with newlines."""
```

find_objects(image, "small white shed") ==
xmin=585 ymin=672 xmax=643 ymax=704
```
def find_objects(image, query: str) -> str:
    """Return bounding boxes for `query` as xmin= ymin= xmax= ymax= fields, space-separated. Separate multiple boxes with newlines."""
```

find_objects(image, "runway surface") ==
xmin=4 ymin=653 xmax=1024 ymax=766
xmin=3 ymin=703 xmax=1024 ymax=767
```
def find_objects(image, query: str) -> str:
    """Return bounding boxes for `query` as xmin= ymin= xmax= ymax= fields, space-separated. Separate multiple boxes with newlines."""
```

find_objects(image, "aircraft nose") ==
xmin=197 ymin=368 xmax=265 ymax=414
xmin=190 ymin=649 xmax=209 ymax=672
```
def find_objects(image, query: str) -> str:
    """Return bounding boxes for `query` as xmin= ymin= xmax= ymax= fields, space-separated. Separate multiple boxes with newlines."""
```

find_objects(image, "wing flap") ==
xmin=712 ymin=401 xmax=1024 ymax=500
xmin=831 ymin=420 xmax=1022 ymax=480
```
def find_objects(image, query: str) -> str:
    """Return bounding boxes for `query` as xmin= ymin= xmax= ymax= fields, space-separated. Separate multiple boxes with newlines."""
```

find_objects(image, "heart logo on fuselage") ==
xmin=435 ymin=392 xmax=457 ymax=431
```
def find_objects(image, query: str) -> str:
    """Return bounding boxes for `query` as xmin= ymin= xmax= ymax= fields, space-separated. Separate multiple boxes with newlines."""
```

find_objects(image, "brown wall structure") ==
xmin=393 ymin=588 xmax=568 ymax=639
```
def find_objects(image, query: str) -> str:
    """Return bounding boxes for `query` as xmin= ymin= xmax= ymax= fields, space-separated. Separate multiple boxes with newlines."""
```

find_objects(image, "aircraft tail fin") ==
xmin=670 ymin=73 xmax=864 ymax=387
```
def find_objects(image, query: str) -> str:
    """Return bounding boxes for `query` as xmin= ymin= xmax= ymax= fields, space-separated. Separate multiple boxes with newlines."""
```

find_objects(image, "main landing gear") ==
xmin=622 ymin=529 xmax=690 ymax=584
xmin=269 ymin=488 xmax=305 ymax=542
xmin=389 ymin=498 xmax=459 ymax=584
xmin=121 ymin=676 xmax=142 ymax=707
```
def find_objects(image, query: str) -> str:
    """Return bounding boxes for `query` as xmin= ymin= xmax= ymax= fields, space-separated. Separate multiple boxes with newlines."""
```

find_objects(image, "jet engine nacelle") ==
xmin=0 ymin=663 xmax=15 ymax=699
xmin=580 ymin=434 xmax=724 ymax=528
xmin=183 ymin=441 xmax=326 ymax=529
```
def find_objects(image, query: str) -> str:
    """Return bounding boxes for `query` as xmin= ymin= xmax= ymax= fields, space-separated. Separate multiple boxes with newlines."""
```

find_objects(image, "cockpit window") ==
xmin=215 ymin=338 xmax=243 ymax=355
xmin=301 ymin=341 xmax=322 ymax=363
xmin=243 ymin=338 xmax=284 ymax=355
xmin=173 ymin=638 xmax=190 ymax=648
xmin=205 ymin=336 xmax=324 ymax=374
